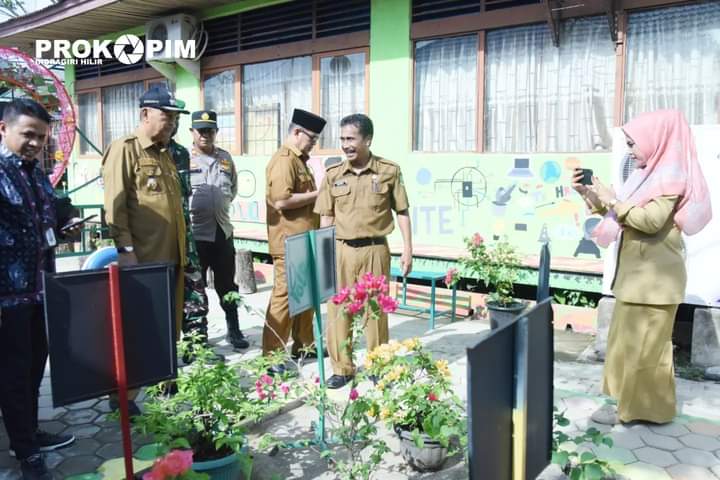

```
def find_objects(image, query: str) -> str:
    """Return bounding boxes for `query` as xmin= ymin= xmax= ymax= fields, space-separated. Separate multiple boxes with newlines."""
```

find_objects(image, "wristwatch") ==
xmin=117 ymin=246 xmax=135 ymax=253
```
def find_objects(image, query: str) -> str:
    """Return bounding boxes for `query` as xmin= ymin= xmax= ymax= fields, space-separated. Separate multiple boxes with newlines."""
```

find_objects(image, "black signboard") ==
xmin=43 ymin=263 xmax=177 ymax=407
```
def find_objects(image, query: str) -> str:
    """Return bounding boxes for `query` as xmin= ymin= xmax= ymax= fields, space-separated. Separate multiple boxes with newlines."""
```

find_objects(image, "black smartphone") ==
xmin=60 ymin=215 xmax=98 ymax=232
xmin=575 ymin=168 xmax=593 ymax=186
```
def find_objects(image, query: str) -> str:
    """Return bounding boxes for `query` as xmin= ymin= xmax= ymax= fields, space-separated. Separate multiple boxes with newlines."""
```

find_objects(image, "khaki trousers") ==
xmin=603 ymin=300 xmax=678 ymax=423
xmin=263 ymin=255 xmax=315 ymax=355
xmin=327 ymin=241 xmax=391 ymax=376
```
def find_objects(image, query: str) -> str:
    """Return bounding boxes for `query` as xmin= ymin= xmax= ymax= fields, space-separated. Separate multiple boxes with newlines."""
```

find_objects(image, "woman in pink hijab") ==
xmin=572 ymin=109 xmax=712 ymax=425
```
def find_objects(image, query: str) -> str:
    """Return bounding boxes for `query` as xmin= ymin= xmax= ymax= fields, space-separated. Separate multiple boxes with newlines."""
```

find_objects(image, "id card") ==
xmin=45 ymin=228 xmax=57 ymax=248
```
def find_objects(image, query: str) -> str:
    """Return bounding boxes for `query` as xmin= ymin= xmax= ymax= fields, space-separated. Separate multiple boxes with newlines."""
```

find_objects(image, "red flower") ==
xmin=428 ymin=392 xmax=438 ymax=402
xmin=354 ymin=284 xmax=368 ymax=302
xmin=161 ymin=450 xmax=193 ymax=476
xmin=377 ymin=294 xmax=398 ymax=313
xmin=472 ymin=233 xmax=484 ymax=247
xmin=349 ymin=388 xmax=359 ymax=401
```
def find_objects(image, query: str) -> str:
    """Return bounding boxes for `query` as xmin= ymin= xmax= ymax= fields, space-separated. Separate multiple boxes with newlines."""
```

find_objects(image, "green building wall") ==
xmin=65 ymin=0 xmax=608 ymax=292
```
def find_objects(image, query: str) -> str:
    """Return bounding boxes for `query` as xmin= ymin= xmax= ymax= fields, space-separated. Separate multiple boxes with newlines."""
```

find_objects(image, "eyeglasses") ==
xmin=299 ymin=129 xmax=320 ymax=143
xmin=626 ymin=139 xmax=635 ymax=149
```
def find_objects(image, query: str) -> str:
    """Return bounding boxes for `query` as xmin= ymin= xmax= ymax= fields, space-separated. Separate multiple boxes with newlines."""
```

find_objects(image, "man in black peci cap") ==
xmin=263 ymin=109 xmax=326 ymax=373
xmin=101 ymin=86 xmax=189 ymax=411
xmin=187 ymin=110 xmax=249 ymax=350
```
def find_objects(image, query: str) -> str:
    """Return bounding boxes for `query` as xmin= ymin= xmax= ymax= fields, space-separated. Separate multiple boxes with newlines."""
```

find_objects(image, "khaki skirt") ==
xmin=603 ymin=300 xmax=678 ymax=423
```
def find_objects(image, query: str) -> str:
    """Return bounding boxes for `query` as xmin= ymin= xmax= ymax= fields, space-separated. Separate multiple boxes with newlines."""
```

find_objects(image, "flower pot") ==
xmin=192 ymin=453 xmax=242 ymax=480
xmin=487 ymin=300 xmax=526 ymax=329
xmin=397 ymin=428 xmax=449 ymax=472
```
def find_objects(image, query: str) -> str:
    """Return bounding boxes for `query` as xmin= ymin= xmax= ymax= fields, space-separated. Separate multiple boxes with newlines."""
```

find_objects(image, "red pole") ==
xmin=108 ymin=264 xmax=135 ymax=480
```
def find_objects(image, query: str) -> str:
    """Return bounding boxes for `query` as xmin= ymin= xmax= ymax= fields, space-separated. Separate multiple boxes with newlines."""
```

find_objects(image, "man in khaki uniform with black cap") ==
xmin=102 ymin=86 xmax=189 ymax=412
xmin=264 ymin=109 xmax=326 ymax=374
xmin=315 ymin=113 xmax=413 ymax=389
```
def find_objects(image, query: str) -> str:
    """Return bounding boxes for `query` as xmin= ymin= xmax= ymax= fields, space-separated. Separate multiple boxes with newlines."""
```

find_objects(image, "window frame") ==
xmin=75 ymin=78 xmax=164 ymax=158
xmin=200 ymin=46 xmax=370 ymax=156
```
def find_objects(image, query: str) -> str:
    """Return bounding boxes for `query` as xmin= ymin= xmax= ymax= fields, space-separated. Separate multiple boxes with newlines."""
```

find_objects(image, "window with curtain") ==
xmin=320 ymin=52 xmax=366 ymax=149
xmin=102 ymin=81 xmax=144 ymax=150
xmin=78 ymin=92 xmax=99 ymax=155
xmin=625 ymin=3 xmax=720 ymax=125
xmin=484 ymin=17 xmax=616 ymax=153
xmin=414 ymin=35 xmax=478 ymax=152
xmin=203 ymin=70 xmax=237 ymax=152
xmin=242 ymin=57 xmax=312 ymax=155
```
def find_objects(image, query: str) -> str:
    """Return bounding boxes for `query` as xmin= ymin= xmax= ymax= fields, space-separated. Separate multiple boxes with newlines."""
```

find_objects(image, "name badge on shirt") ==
xmin=333 ymin=179 xmax=348 ymax=187
xmin=45 ymin=228 xmax=57 ymax=248
xmin=371 ymin=175 xmax=380 ymax=193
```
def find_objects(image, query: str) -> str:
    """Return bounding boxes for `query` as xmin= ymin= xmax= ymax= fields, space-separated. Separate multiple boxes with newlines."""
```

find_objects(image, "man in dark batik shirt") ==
xmin=0 ymin=99 xmax=76 ymax=480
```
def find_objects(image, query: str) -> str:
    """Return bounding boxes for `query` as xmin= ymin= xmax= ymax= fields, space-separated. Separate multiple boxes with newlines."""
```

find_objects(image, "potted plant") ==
xmin=133 ymin=340 xmax=294 ymax=480
xmin=364 ymin=338 xmax=467 ymax=472
xmin=454 ymin=233 xmax=525 ymax=329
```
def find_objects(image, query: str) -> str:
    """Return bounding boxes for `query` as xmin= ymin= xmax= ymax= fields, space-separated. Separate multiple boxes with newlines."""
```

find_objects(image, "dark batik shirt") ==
xmin=0 ymin=143 xmax=58 ymax=307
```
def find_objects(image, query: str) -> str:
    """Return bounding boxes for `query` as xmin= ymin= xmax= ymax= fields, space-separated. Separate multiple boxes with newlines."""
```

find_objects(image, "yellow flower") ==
xmin=377 ymin=381 xmax=386 ymax=391
xmin=368 ymin=406 xmax=377 ymax=418
xmin=380 ymin=407 xmax=391 ymax=419
xmin=435 ymin=359 xmax=451 ymax=377
xmin=402 ymin=338 xmax=420 ymax=351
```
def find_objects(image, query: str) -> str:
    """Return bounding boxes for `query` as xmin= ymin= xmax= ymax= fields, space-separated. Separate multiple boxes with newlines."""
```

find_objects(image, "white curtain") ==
xmin=414 ymin=35 xmax=478 ymax=152
xmin=204 ymin=70 xmax=237 ymax=153
xmin=102 ymin=81 xmax=144 ymax=150
xmin=484 ymin=17 xmax=616 ymax=153
xmin=78 ymin=91 xmax=99 ymax=155
xmin=320 ymin=52 xmax=365 ymax=149
xmin=625 ymin=2 xmax=720 ymax=125
xmin=242 ymin=57 xmax=312 ymax=155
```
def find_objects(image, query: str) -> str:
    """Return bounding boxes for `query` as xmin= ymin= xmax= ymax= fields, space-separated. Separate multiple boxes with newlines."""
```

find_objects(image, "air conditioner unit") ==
xmin=145 ymin=14 xmax=199 ymax=63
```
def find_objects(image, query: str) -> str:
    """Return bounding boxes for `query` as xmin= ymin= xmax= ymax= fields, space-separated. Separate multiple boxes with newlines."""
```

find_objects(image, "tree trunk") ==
xmin=235 ymin=249 xmax=257 ymax=294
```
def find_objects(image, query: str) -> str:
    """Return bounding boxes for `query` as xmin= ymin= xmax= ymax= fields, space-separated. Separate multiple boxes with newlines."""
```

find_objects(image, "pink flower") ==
xmin=314 ymin=376 xmax=320 ymax=384
xmin=332 ymin=287 xmax=351 ymax=305
xmin=377 ymin=294 xmax=398 ymax=313
xmin=347 ymin=301 xmax=364 ymax=316
xmin=349 ymin=388 xmax=359 ymax=401
xmin=258 ymin=390 xmax=267 ymax=400
xmin=142 ymin=471 xmax=163 ymax=480
xmin=354 ymin=284 xmax=368 ymax=302
xmin=472 ymin=233 xmax=484 ymax=247
xmin=161 ymin=450 xmax=193 ymax=476
xmin=428 ymin=392 xmax=439 ymax=402
xmin=260 ymin=374 xmax=274 ymax=385
xmin=280 ymin=383 xmax=290 ymax=395
xmin=255 ymin=380 xmax=263 ymax=388
xmin=445 ymin=268 xmax=457 ymax=285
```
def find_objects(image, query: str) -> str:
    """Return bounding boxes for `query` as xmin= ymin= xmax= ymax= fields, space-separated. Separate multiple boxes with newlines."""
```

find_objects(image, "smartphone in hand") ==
xmin=575 ymin=168 xmax=594 ymax=186
xmin=60 ymin=215 xmax=97 ymax=232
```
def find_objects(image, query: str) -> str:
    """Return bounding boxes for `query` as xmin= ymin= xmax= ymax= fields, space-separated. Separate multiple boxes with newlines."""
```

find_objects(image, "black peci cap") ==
xmin=191 ymin=110 xmax=218 ymax=130
xmin=291 ymin=109 xmax=326 ymax=134
xmin=139 ymin=86 xmax=189 ymax=114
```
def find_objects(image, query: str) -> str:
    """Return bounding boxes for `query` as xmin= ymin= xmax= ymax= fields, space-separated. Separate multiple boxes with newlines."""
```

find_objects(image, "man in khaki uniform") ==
xmin=315 ymin=113 xmax=413 ymax=389
xmin=102 ymin=86 xmax=189 ymax=411
xmin=264 ymin=109 xmax=327 ymax=374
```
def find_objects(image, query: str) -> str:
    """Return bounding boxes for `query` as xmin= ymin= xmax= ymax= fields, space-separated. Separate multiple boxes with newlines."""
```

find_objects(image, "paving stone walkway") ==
xmin=2 ymin=273 xmax=720 ymax=479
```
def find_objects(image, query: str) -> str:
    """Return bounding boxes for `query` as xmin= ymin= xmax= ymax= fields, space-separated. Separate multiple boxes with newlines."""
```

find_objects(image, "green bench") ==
xmin=390 ymin=267 xmax=458 ymax=330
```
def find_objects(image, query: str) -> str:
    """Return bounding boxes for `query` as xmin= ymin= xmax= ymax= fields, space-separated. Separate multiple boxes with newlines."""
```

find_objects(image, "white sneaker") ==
xmin=590 ymin=404 xmax=618 ymax=425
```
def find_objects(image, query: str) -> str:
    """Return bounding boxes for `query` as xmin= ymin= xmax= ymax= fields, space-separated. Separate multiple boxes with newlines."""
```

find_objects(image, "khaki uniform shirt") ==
xmin=265 ymin=144 xmax=320 ymax=256
xmin=102 ymin=129 xmax=186 ymax=266
xmin=189 ymin=146 xmax=237 ymax=242
xmin=611 ymin=195 xmax=686 ymax=305
xmin=314 ymin=154 xmax=410 ymax=240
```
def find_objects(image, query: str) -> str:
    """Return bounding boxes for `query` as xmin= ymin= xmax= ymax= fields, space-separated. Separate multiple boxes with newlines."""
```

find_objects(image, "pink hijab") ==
xmin=592 ymin=109 xmax=712 ymax=248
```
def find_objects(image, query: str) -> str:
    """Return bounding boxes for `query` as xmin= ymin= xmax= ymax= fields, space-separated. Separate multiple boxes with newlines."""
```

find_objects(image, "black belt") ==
xmin=341 ymin=237 xmax=387 ymax=248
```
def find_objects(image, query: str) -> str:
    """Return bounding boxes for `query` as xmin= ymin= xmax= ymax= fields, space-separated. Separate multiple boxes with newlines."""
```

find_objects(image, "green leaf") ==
xmin=551 ymin=450 xmax=569 ymax=466
xmin=580 ymin=451 xmax=596 ymax=463
xmin=556 ymin=417 xmax=571 ymax=427
xmin=601 ymin=436 xmax=614 ymax=448
xmin=583 ymin=463 xmax=605 ymax=480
